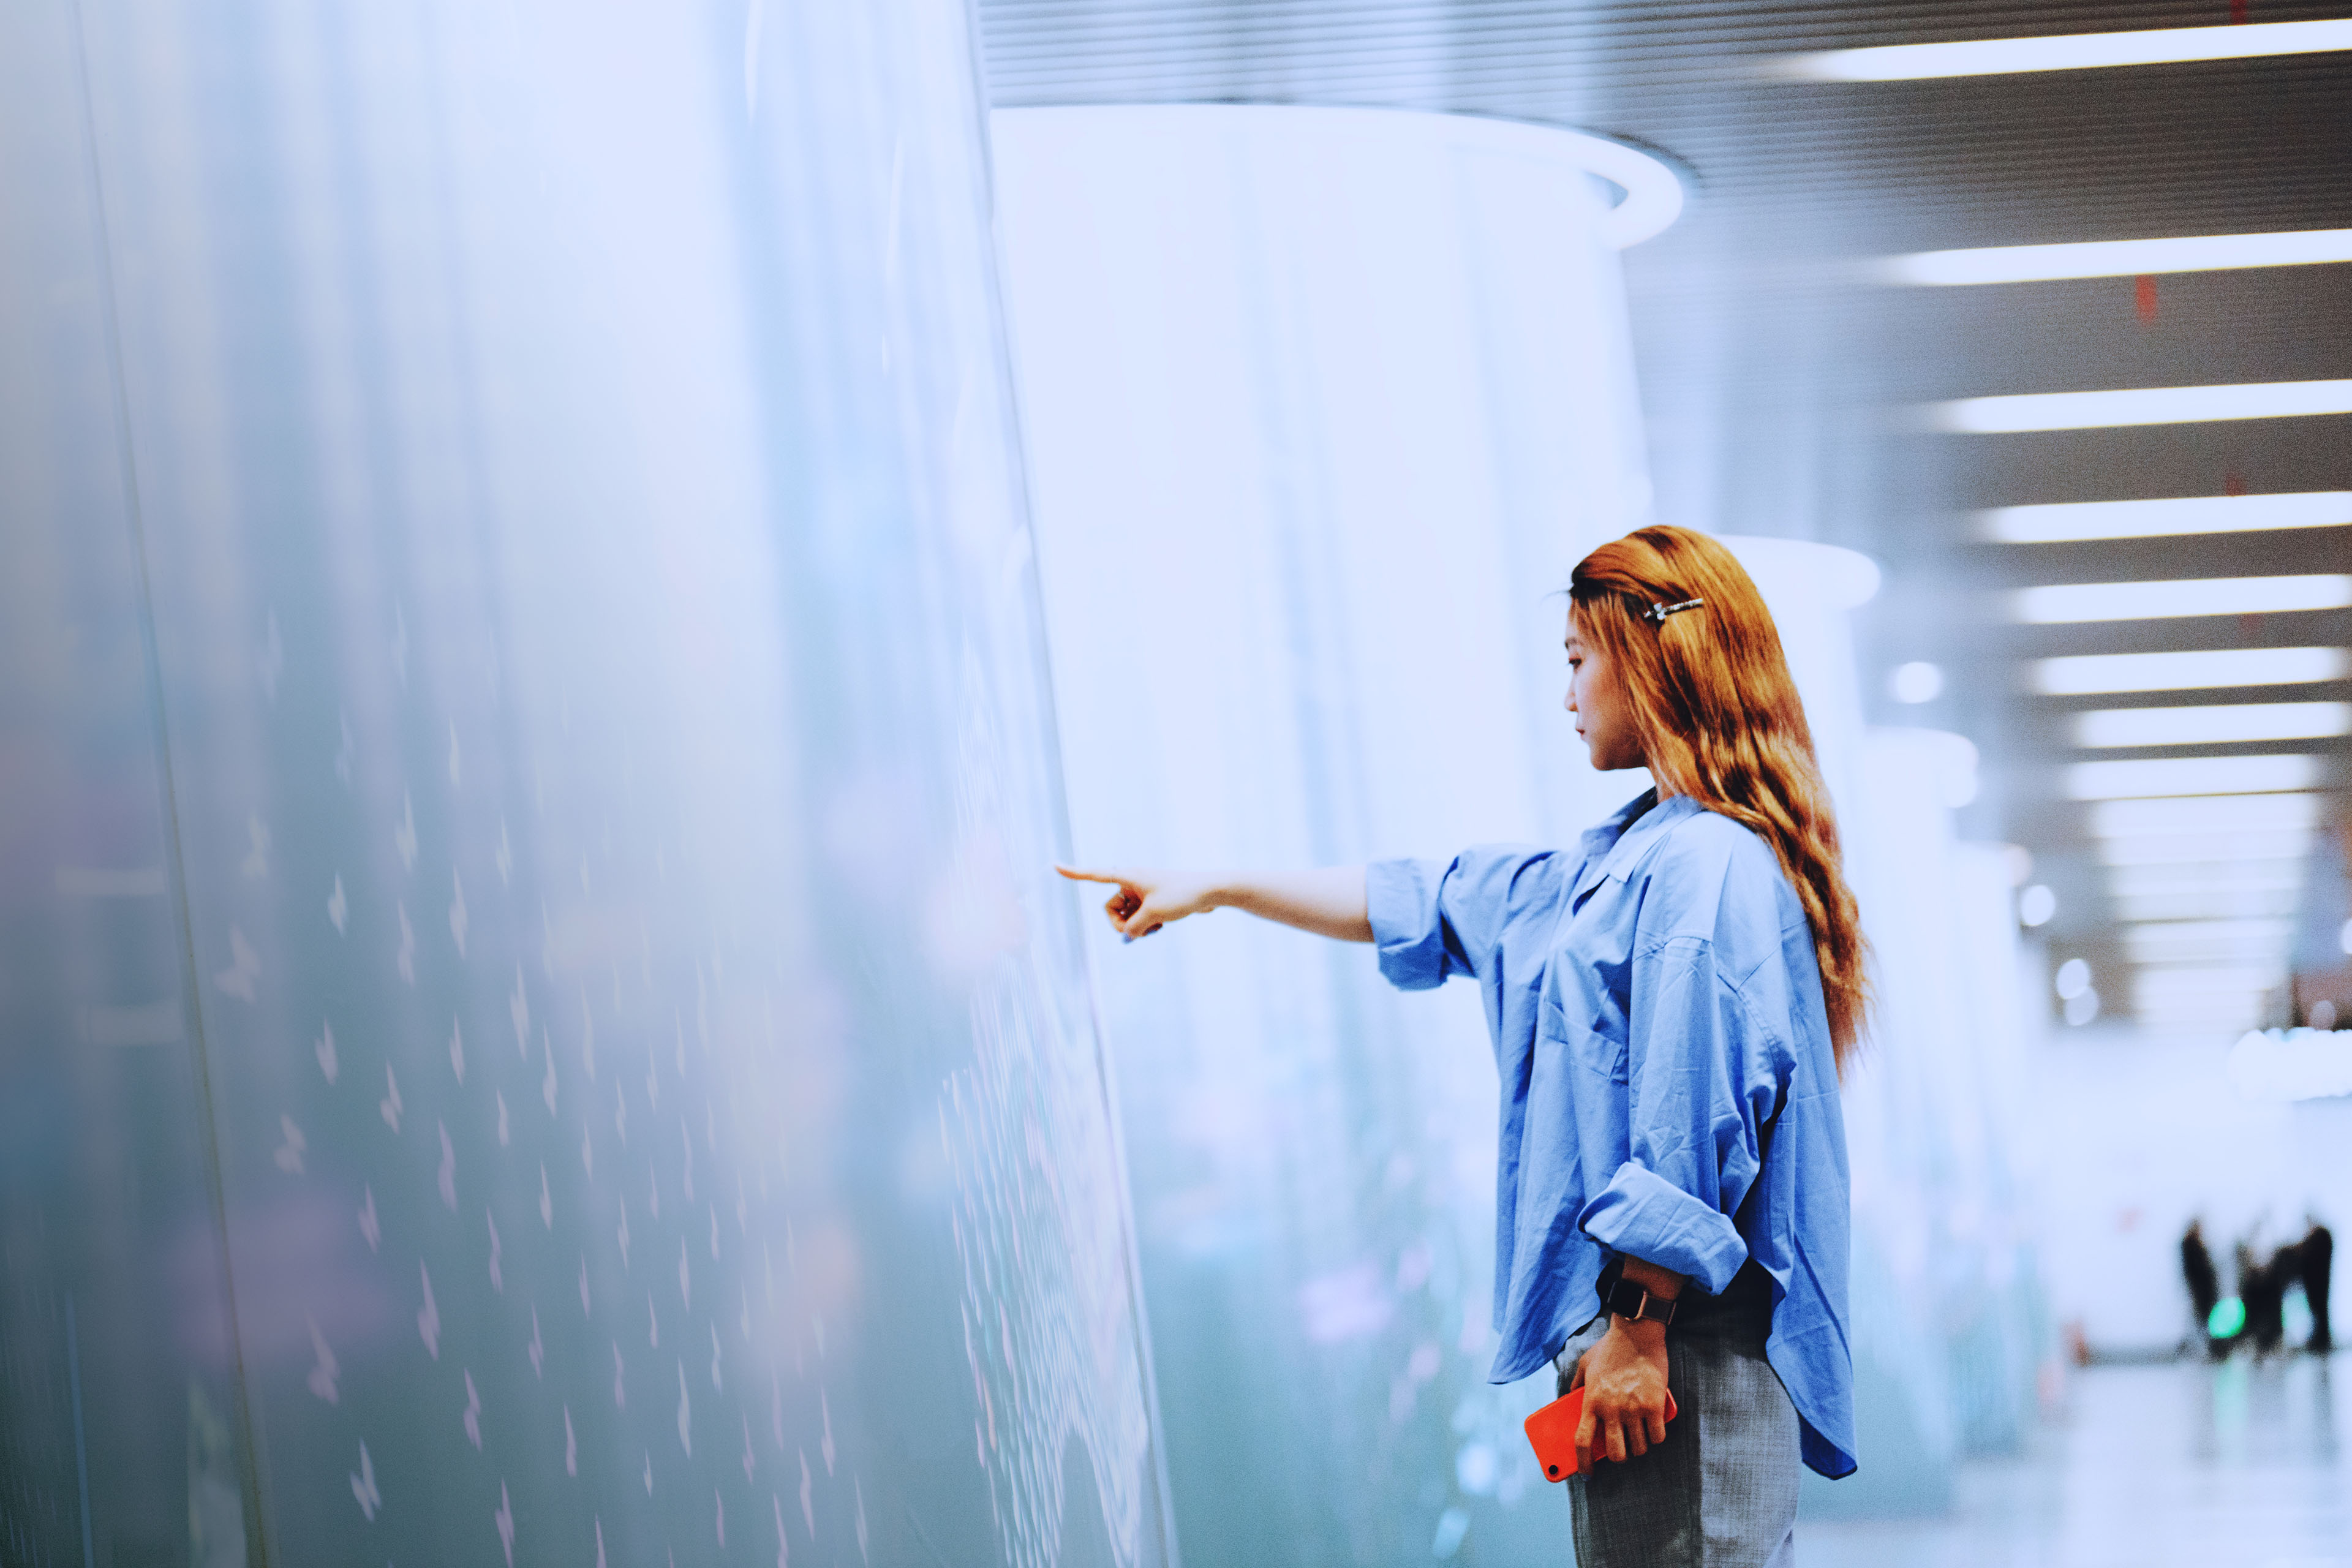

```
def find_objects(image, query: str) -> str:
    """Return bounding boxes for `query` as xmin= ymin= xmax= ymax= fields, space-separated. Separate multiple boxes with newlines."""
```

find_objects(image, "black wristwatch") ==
xmin=1600 ymin=1270 xmax=1679 ymax=1326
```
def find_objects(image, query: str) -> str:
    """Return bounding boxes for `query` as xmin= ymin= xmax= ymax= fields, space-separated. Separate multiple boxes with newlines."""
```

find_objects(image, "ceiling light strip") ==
xmin=1928 ymin=380 xmax=2352 ymax=432
xmin=1981 ymin=491 xmax=2352 ymax=543
xmin=2011 ymin=575 xmax=2352 ymax=623
xmin=2107 ymin=865 xmax=2308 ymax=896
xmin=2113 ymin=891 xmax=2301 ymax=923
xmin=2098 ymin=840 xmax=2315 ymax=872
xmin=2089 ymin=792 xmax=2324 ymax=837
xmin=2030 ymin=647 xmax=2350 ymax=695
xmin=2074 ymin=701 xmax=2352 ymax=748
xmin=2123 ymin=919 xmax=2294 ymax=963
xmin=1883 ymin=229 xmax=2352 ymax=285
xmin=2098 ymin=833 xmax=2316 ymax=865
xmin=2134 ymin=970 xmax=2282 ymax=1005
xmin=2065 ymin=753 xmax=2323 ymax=800
xmin=1773 ymin=18 xmax=2352 ymax=80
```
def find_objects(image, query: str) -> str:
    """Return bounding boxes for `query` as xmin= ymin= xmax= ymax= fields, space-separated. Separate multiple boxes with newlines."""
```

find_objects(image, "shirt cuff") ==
xmin=1366 ymin=858 xmax=1449 ymax=991
xmin=1577 ymin=1162 xmax=1749 ymax=1295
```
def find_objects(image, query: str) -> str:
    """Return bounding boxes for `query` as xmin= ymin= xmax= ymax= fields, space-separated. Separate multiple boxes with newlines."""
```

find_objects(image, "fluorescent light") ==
xmin=2108 ymin=861 xmax=2306 ymax=895
xmin=1928 ymin=380 xmax=2352 ymax=432
xmin=2114 ymin=887 xmax=2302 ymax=924
xmin=2012 ymin=575 xmax=2352 ymax=622
xmin=2141 ymin=972 xmax=2277 ymax=1035
xmin=2157 ymin=1006 xmax=2272 ymax=1036
xmin=2134 ymin=963 xmax=2284 ymax=986
xmin=2124 ymin=918 xmax=2293 ymax=962
xmin=2075 ymin=701 xmax=2352 ymax=748
xmin=2065 ymin=753 xmax=2323 ymax=799
xmin=2098 ymin=832 xmax=2314 ymax=865
xmin=1773 ymin=18 xmax=2352 ymax=81
xmin=2088 ymin=793 xmax=2324 ymax=837
xmin=1981 ymin=491 xmax=2352 ymax=543
xmin=1884 ymin=229 xmax=2352 ymax=286
xmin=2031 ymin=646 xmax=2349 ymax=695
xmin=2139 ymin=983 xmax=2278 ymax=1025
xmin=2138 ymin=966 xmax=2279 ymax=997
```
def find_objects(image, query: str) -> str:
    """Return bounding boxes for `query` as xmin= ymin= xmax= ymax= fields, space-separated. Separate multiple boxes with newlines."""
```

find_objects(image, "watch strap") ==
xmin=1601 ymin=1273 xmax=1678 ymax=1326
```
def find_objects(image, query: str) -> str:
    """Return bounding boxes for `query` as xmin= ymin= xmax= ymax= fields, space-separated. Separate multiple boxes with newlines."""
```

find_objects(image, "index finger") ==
xmin=1054 ymin=865 xmax=1131 ymax=888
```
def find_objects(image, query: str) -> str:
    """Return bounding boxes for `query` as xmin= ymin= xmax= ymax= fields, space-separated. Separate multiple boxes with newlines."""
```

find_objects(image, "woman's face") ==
xmin=1566 ymin=613 xmax=1648 ymax=773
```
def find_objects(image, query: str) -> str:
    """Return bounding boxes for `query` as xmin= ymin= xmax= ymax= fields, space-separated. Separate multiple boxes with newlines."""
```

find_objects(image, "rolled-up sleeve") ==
xmin=1578 ymin=1164 xmax=1749 ymax=1292
xmin=1577 ymin=934 xmax=1781 ymax=1294
xmin=1367 ymin=846 xmax=1557 ymax=992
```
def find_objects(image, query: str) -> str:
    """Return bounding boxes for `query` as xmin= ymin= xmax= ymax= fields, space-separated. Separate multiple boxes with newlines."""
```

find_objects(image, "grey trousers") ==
xmin=1553 ymin=1274 xmax=1800 ymax=1568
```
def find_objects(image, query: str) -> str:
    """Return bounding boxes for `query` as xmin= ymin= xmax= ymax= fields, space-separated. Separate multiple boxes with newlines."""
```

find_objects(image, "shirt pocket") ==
xmin=1541 ymin=990 xmax=1628 ymax=1085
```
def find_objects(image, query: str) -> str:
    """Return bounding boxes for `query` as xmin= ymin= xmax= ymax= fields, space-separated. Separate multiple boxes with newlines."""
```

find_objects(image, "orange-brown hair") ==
xmin=1570 ymin=525 xmax=1869 ymax=1071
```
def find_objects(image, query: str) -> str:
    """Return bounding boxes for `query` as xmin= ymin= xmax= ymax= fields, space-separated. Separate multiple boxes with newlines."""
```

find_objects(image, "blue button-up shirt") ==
xmin=1368 ymin=790 xmax=1856 ymax=1478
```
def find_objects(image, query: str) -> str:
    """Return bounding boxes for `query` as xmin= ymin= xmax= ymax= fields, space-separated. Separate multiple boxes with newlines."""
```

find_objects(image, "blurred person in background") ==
xmin=2240 ymin=1233 xmax=2290 ymax=1358
xmin=2296 ymin=1215 xmax=2332 ymax=1355
xmin=1063 ymin=526 xmax=1861 ymax=1568
xmin=2181 ymin=1218 xmax=2221 ymax=1360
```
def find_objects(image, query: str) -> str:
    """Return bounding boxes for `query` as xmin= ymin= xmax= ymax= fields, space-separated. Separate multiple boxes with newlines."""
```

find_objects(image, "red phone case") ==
xmin=1523 ymin=1385 xmax=1679 ymax=1482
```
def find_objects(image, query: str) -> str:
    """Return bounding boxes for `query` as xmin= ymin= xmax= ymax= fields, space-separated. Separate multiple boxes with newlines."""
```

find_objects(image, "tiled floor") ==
xmin=1800 ymin=1357 xmax=2351 ymax=1567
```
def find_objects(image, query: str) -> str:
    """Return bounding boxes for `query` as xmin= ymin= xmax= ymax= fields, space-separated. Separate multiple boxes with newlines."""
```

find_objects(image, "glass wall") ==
xmin=0 ymin=2 xmax=1171 ymax=1565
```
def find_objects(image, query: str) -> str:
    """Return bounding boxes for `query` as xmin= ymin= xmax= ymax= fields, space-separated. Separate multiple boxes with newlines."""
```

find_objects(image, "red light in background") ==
xmin=2135 ymin=274 xmax=2158 ymax=322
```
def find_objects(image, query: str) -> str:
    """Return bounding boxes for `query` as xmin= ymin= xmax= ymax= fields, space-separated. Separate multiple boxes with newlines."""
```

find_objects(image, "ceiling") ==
xmin=975 ymin=0 xmax=2352 ymax=1032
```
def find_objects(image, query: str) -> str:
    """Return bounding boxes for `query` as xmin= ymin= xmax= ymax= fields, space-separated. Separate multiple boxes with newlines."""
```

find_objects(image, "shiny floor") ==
xmin=1801 ymin=1357 xmax=2350 ymax=1568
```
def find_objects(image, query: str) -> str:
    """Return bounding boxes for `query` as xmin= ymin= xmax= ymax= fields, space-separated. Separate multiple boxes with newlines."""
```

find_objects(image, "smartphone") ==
xmin=1522 ymin=1386 xmax=1679 ymax=1481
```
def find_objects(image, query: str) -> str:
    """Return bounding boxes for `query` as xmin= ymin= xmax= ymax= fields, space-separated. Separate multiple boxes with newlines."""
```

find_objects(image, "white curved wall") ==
xmin=992 ymin=104 xmax=1675 ymax=1562
xmin=995 ymin=103 xmax=1667 ymax=886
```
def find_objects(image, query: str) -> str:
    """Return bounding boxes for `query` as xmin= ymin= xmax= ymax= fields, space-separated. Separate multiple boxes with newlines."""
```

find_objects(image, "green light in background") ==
xmin=2208 ymin=1297 xmax=2246 ymax=1338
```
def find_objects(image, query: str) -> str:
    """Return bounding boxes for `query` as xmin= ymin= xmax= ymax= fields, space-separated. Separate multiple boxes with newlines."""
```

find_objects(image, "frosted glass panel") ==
xmin=0 ymin=4 xmax=1170 ymax=1566
xmin=0 ymin=4 xmax=252 ymax=1559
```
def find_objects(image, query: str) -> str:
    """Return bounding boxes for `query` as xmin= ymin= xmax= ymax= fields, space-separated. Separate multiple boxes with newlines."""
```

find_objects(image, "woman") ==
xmin=1061 ymin=526 xmax=1860 ymax=1566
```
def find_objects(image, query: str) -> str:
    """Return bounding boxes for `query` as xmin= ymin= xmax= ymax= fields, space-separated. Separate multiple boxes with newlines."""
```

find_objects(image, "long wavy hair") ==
xmin=1570 ymin=526 xmax=1869 ymax=1071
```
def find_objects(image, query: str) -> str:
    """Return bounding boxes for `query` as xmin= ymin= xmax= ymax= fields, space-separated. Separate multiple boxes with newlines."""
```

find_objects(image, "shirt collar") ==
xmin=1572 ymin=788 xmax=1701 ymax=905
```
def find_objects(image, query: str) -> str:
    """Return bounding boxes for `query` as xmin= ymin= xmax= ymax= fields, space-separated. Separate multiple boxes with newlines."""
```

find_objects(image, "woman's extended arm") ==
xmin=1055 ymin=865 xmax=1371 ymax=944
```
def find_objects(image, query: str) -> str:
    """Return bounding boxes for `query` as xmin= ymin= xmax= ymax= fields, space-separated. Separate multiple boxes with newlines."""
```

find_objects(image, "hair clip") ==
xmin=1643 ymin=597 xmax=1705 ymax=625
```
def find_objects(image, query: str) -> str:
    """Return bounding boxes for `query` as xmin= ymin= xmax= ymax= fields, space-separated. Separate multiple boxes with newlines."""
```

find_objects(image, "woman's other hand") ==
xmin=1055 ymin=865 xmax=1219 ymax=940
xmin=1572 ymin=1319 xmax=1672 ymax=1470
